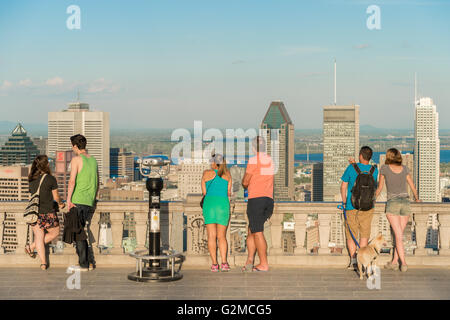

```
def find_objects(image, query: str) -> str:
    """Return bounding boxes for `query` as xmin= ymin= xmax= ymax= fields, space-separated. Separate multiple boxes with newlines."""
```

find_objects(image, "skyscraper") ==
xmin=261 ymin=101 xmax=294 ymax=201
xmin=48 ymin=101 xmax=110 ymax=184
xmin=414 ymin=97 xmax=440 ymax=202
xmin=54 ymin=150 xmax=73 ymax=200
xmin=110 ymin=148 xmax=134 ymax=179
xmin=0 ymin=123 xmax=39 ymax=166
xmin=0 ymin=165 xmax=31 ymax=201
xmin=322 ymin=105 xmax=360 ymax=201
xmin=311 ymin=162 xmax=323 ymax=202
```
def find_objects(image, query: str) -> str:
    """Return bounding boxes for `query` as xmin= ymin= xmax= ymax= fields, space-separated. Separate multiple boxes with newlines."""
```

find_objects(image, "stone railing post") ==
xmin=318 ymin=213 xmax=332 ymax=255
xmin=269 ymin=211 xmax=283 ymax=255
xmin=414 ymin=212 xmax=428 ymax=256
xmin=184 ymin=194 xmax=208 ymax=255
xmin=134 ymin=209 xmax=148 ymax=251
xmin=109 ymin=211 xmax=124 ymax=254
xmin=15 ymin=213 xmax=28 ymax=255
xmin=168 ymin=204 xmax=184 ymax=253
xmin=294 ymin=213 xmax=307 ymax=255
xmin=0 ymin=211 xmax=4 ymax=254
xmin=87 ymin=209 xmax=99 ymax=255
xmin=439 ymin=213 xmax=450 ymax=256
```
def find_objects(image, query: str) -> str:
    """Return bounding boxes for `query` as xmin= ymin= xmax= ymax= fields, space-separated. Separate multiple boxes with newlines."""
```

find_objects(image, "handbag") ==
xmin=24 ymin=174 xmax=47 ymax=224
xmin=200 ymin=172 xmax=217 ymax=209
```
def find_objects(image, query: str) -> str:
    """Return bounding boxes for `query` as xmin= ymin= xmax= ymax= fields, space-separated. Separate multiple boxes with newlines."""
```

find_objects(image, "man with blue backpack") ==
xmin=340 ymin=146 xmax=378 ymax=270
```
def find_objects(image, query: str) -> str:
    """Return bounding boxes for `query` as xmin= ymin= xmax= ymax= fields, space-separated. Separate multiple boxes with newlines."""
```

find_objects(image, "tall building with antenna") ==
xmin=322 ymin=60 xmax=360 ymax=201
xmin=414 ymin=96 xmax=440 ymax=202
xmin=48 ymin=95 xmax=110 ymax=184
xmin=413 ymin=73 xmax=440 ymax=202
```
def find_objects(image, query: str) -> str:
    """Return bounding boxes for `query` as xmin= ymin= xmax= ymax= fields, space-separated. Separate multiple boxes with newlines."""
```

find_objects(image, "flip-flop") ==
xmin=252 ymin=267 xmax=269 ymax=272
xmin=25 ymin=245 xmax=36 ymax=259
xmin=241 ymin=264 xmax=253 ymax=272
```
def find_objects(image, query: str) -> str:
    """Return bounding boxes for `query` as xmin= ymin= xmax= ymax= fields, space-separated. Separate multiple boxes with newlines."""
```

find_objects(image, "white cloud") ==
xmin=18 ymin=78 xmax=32 ymax=87
xmin=1 ymin=80 xmax=12 ymax=90
xmin=87 ymin=78 xmax=120 ymax=94
xmin=46 ymin=76 xmax=64 ymax=86
xmin=281 ymin=46 xmax=327 ymax=56
xmin=354 ymin=44 xmax=370 ymax=49
xmin=0 ymin=77 xmax=120 ymax=97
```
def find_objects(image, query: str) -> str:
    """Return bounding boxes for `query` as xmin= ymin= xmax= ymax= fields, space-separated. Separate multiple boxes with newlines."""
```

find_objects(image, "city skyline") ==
xmin=1 ymin=1 xmax=449 ymax=130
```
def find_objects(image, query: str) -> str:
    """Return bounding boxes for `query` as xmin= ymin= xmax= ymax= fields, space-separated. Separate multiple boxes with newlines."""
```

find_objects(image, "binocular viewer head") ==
xmin=137 ymin=157 xmax=170 ymax=167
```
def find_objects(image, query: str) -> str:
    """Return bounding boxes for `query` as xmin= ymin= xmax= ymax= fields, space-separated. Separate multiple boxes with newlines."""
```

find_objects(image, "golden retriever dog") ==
xmin=356 ymin=233 xmax=387 ymax=280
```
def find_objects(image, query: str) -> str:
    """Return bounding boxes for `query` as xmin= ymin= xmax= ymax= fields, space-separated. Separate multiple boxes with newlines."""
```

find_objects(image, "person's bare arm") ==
xmin=375 ymin=174 xmax=385 ymax=199
xmin=52 ymin=189 xmax=65 ymax=209
xmin=95 ymin=167 xmax=100 ymax=200
xmin=201 ymin=170 xmax=208 ymax=196
xmin=227 ymin=172 xmax=232 ymax=197
xmin=406 ymin=174 xmax=420 ymax=202
xmin=241 ymin=172 xmax=252 ymax=189
xmin=67 ymin=157 xmax=80 ymax=209
xmin=340 ymin=181 xmax=348 ymax=205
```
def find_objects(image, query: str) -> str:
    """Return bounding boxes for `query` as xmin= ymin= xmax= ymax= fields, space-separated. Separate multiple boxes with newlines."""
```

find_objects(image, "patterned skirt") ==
xmin=35 ymin=212 xmax=60 ymax=230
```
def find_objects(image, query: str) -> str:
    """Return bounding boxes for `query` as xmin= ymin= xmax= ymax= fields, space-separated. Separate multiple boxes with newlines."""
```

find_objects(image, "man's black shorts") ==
xmin=247 ymin=197 xmax=274 ymax=233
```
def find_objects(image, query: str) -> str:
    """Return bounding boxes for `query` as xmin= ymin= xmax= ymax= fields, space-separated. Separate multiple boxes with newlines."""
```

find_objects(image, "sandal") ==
xmin=25 ymin=245 xmax=36 ymax=259
xmin=40 ymin=264 xmax=48 ymax=270
xmin=384 ymin=261 xmax=399 ymax=271
xmin=241 ymin=263 xmax=253 ymax=272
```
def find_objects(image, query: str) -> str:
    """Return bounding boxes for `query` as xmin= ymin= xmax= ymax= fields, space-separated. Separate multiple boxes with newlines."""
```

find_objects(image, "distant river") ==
xmin=294 ymin=150 xmax=450 ymax=164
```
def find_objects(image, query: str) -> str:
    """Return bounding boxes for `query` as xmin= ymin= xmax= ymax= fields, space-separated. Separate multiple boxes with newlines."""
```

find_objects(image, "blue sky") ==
xmin=1 ymin=0 xmax=449 ymax=130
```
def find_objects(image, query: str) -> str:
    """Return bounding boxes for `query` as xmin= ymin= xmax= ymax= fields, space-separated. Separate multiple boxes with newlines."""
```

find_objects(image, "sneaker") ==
xmin=211 ymin=264 xmax=219 ymax=272
xmin=220 ymin=262 xmax=231 ymax=272
xmin=68 ymin=265 xmax=89 ymax=272
xmin=400 ymin=265 xmax=408 ymax=272
xmin=89 ymin=263 xmax=96 ymax=271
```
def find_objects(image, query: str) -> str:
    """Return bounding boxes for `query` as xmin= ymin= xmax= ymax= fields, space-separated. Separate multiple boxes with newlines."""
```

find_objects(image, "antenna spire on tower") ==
xmin=334 ymin=58 xmax=337 ymax=105
xmin=414 ymin=72 xmax=417 ymax=106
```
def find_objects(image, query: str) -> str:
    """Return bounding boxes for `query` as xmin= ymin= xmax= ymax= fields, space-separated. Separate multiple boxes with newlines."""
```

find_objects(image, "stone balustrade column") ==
xmin=269 ymin=213 xmax=283 ymax=255
xmin=0 ymin=211 xmax=4 ymax=254
xmin=438 ymin=213 xmax=450 ymax=256
xmin=109 ymin=211 xmax=124 ymax=254
xmin=89 ymin=210 xmax=100 ymax=255
xmin=371 ymin=213 xmax=380 ymax=238
xmin=318 ymin=213 xmax=332 ymax=255
xmin=15 ymin=213 xmax=28 ymax=255
xmin=414 ymin=213 xmax=428 ymax=256
xmin=294 ymin=213 xmax=307 ymax=255
xmin=134 ymin=210 xmax=148 ymax=251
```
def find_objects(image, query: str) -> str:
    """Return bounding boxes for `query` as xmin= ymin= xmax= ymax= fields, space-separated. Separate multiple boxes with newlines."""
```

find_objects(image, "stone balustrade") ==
xmin=1 ymin=197 xmax=449 ymax=267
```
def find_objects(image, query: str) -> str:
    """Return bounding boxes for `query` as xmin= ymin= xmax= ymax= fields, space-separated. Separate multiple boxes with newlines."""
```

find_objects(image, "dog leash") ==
xmin=338 ymin=203 xmax=360 ymax=249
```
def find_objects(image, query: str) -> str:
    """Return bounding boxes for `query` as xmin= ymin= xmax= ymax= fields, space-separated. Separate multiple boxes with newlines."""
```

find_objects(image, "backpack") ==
xmin=350 ymin=164 xmax=376 ymax=211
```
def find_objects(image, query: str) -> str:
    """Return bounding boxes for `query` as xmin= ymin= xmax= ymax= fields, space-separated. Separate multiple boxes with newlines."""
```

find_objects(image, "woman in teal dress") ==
xmin=201 ymin=153 xmax=232 ymax=272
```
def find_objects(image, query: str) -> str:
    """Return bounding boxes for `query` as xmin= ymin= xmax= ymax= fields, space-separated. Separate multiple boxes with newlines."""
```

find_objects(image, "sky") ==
xmin=0 ymin=0 xmax=449 ymax=130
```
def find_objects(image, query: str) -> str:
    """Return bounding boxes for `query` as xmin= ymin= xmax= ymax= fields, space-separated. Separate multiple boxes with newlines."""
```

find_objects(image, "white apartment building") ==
xmin=414 ymin=97 xmax=440 ymax=202
xmin=48 ymin=101 xmax=110 ymax=184
xmin=177 ymin=156 xmax=210 ymax=200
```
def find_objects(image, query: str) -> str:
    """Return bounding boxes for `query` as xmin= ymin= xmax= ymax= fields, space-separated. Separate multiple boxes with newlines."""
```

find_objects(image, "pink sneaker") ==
xmin=221 ymin=262 xmax=231 ymax=272
xmin=211 ymin=264 xmax=219 ymax=272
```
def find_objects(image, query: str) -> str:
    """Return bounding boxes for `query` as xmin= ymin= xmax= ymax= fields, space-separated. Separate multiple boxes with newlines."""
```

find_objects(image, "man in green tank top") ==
xmin=67 ymin=134 xmax=99 ymax=271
